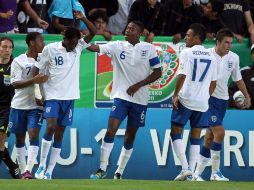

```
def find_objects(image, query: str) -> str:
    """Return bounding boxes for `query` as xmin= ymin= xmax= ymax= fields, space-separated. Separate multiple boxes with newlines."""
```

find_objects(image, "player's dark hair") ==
xmin=189 ymin=23 xmax=207 ymax=43
xmin=25 ymin=32 xmax=41 ymax=47
xmin=216 ymin=28 xmax=234 ymax=42
xmin=131 ymin=20 xmax=144 ymax=33
xmin=63 ymin=27 xmax=81 ymax=40
xmin=210 ymin=0 xmax=224 ymax=17
xmin=0 ymin=37 xmax=14 ymax=48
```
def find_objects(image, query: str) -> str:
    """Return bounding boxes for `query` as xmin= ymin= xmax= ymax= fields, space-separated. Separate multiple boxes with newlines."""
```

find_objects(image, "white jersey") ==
xmin=11 ymin=54 xmax=39 ymax=110
xmin=35 ymin=39 xmax=89 ymax=100
xmin=210 ymin=48 xmax=242 ymax=100
xmin=178 ymin=45 xmax=217 ymax=112
xmin=99 ymin=41 xmax=161 ymax=105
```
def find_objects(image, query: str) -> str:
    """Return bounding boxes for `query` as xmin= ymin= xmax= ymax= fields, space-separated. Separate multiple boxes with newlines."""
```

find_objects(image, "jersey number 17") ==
xmin=192 ymin=58 xmax=211 ymax=82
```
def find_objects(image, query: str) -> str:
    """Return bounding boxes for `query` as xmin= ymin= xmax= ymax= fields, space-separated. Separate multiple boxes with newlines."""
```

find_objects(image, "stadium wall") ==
xmin=0 ymin=34 xmax=253 ymax=180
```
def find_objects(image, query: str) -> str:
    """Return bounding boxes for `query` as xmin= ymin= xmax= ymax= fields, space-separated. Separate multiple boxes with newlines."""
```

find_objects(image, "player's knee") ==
xmin=105 ymin=128 xmax=117 ymax=137
xmin=205 ymin=138 xmax=212 ymax=148
xmin=45 ymin=125 xmax=56 ymax=136
xmin=214 ymin=129 xmax=225 ymax=140
xmin=54 ymin=133 xmax=64 ymax=142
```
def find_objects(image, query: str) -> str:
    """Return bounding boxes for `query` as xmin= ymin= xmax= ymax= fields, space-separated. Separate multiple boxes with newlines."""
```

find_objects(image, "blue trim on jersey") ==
xmin=211 ymin=142 xmax=222 ymax=151
xmin=200 ymin=146 xmax=211 ymax=158
xmin=149 ymin=57 xmax=160 ymax=67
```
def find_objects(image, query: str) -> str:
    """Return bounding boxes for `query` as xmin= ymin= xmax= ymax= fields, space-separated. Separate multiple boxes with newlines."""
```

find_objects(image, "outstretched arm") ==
xmin=87 ymin=44 xmax=100 ymax=52
xmin=23 ymin=0 xmax=48 ymax=29
xmin=74 ymin=11 xmax=97 ymax=43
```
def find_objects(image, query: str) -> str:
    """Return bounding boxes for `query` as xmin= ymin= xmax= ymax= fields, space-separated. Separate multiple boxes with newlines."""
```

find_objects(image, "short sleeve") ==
xmin=232 ymin=55 xmax=242 ymax=82
xmin=35 ymin=46 xmax=50 ymax=70
xmin=177 ymin=49 xmax=189 ymax=75
xmin=149 ymin=45 xmax=161 ymax=69
xmin=11 ymin=59 xmax=22 ymax=83
xmin=99 ymin=41 xmax=117 ymax=55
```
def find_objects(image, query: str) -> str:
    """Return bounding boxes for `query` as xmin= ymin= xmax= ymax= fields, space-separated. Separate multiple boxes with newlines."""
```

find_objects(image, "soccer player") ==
xmin=88 ymin=20 xmax=162 ymax=179
xmin=34 ymin=11 xmax=96 ymax=180
xmin=193 ymin=28 xmax=251 ymax=181
xmin=0 ymin=37 xmax=20 ymax=179
xmin=170 ymin=23 xmax=217 ymax=181
xmin=9 ymin=32 xmax=48 ymax=179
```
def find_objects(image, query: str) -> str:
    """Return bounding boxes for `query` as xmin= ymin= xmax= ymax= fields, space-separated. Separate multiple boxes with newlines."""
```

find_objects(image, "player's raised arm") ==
xmin=74 ymin=11 xmax=97 ymax=43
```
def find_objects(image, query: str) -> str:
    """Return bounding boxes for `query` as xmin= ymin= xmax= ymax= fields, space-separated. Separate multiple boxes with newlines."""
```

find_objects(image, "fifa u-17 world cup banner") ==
xmin=95 ymin=42 xmax=186 ymax=108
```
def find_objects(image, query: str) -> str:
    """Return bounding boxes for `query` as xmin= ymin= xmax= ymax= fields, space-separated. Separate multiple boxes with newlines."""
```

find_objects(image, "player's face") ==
xmin=147 ymin=0 xmax=157 ymax=7
xmin=0 ymin=40 xmax=13 ymax=59
xmin=183 ymin=0 xmax=192 ymax=7
xmin=34 ymin=35 xmax=45 ymax=53
xmin=63 ymin=37 xmax=79 ymax=52
xmin=217 ymin=36 xmax=233 ymax=55
xmin=185 ymin=29 xmax=195 ymax=47
xmin=94 ymin=18 xmax=107 ymax=31
xmin=202 ymin=3 xmax=214 ymax=17
xmin=124 ymin=22 xmax=141 ymax=42
xmin=251 ymin=51 xmax=254 ymax=60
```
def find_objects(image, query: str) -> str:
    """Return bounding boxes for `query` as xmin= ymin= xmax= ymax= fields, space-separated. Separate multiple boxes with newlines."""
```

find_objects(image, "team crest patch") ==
xmin=8 ymin=122 xmax=13 ymax=129
xmin=111 ymin=106 xmax=116 ymax=111
xmin=211 ymin=115 xmax=217 ymax=122
xmin=227 ymin=61 xmax=233 ymax=70
xmin=46 ymin=107 xmax=51 ymax=113
xmin=69 ymin=109 xmax=72 ymax=119
xmin=140 ymin=50 xmax=148 ymax=58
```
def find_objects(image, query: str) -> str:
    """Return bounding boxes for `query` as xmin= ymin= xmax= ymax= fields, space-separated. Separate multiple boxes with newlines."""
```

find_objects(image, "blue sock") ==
xmin=104 ymin=136 xmax=114 ymax=143
xmin=30 ymin=139 xmax=39 ymax=146
xmin=53 ymin=141 xmax=62 ymax=148
xmin=16 ymin=143 xmax=25 ymax=148
xmin=200 ymin=146 xmax=211 ymax=158
xmin=124 ymin=143 xmax=133 ymax=150
xmin=44 ymin=134 xmax=53 ymax=141
xmin=211 ymin=142 xmax=222 ymax=151
xmin=190 ymin=138 xmax=201 ymax=145
xmin=170 ymin=133 xmax=182 ymax=141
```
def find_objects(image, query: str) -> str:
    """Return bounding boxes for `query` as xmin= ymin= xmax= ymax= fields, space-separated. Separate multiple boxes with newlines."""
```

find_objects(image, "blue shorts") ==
xmin=110 ymin=98 xmax=147 ymax=128
xmin=171 ymin=102 xmax=208 ymax=128
xmin=44 ymin=100 xmax=74 ymax=126
xmin=208 ymin=96 xmax=228 ymax=126
xmin=8 ymin=108 xmax=43 ymax=134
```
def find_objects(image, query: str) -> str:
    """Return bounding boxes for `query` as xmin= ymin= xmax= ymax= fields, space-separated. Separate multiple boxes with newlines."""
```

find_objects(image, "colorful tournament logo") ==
xmin=94 ymin=42 xmax=185 ymax=108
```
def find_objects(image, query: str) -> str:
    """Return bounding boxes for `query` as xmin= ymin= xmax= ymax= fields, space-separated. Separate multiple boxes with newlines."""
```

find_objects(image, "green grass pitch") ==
xmin=1 ymin=179 xmax=254 ymax=190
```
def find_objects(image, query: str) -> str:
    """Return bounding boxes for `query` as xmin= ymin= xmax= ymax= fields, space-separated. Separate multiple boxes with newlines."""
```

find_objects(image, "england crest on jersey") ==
xmin=140 ymin=50 xmax=148 ymax=58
